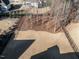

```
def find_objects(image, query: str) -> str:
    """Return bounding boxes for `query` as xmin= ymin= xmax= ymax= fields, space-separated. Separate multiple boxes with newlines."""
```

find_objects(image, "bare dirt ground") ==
xmin=18 ymin=15 xmax=62 ymax=33
xmin=14 ymin=22 xmax=79 ymax=59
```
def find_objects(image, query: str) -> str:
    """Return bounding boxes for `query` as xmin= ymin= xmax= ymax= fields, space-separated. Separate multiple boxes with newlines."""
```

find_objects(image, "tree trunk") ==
xmin=50 ymin=0 xmax=79 ymax=31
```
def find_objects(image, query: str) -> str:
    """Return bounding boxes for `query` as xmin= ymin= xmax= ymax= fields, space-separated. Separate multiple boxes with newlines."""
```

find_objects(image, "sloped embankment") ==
xmin=18 ymin=15 xmax=63 ymax=33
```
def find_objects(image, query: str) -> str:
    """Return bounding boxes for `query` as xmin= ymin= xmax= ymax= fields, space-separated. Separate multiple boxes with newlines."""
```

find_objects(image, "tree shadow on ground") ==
xmin=31 ymin=45 xmax=79 ymax=59
xmin=1 ymin=39 xmax=35 ymax=59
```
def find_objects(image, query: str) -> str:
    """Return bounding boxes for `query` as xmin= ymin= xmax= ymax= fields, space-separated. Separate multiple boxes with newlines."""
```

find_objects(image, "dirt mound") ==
xmin=18 ymin=14 xmax=63 ymax=33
